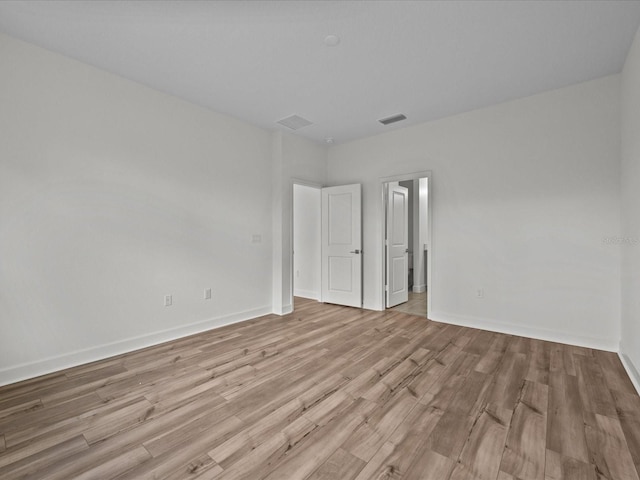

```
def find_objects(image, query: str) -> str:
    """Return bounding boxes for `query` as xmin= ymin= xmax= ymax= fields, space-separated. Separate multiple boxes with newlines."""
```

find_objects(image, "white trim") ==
xmin=272 ymin=303 xmax=293 ymax=316
xmin=619 ymin=352 xmax=640 ymax=396
xmin=412 ymin=284 xmax=426 ymax=293
xmin=429 ymin=310 xmax=619 ymax=352
xmin=0 ymin=305 xmax=272 ymax=388
xmin=379 ymin=171 xmax=432 ymax=184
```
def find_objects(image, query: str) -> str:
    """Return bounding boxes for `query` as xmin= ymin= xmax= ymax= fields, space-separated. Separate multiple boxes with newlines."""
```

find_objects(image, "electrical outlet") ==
xmin=476 ymin=289 xmax=484 ymax=298
xmin=251 ymin=234 xmax=262 ymax=244
xmin=204 ymin=288 xmax=212 ymax=300
xmin=164 ymin=295 xmax=172 ymax=306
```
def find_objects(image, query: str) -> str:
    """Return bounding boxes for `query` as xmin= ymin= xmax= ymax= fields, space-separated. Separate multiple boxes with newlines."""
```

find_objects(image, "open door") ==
xmin=386 ymin=184 xmax=409 ymax=307
xmin=321 ymin=184 xmax=362 ymax=308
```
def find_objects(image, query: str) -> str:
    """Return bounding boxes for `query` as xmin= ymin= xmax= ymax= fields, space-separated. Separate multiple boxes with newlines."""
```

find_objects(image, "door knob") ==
xmin=350 ymin=249 xmax=361 ymax=254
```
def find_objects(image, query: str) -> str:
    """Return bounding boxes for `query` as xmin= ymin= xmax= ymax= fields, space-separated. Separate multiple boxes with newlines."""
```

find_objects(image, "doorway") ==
xmin=292 ymin=183 xmax=322 ymax=301
xmin=292 ymin=182 xmax=363 ymax=309
xmin=381 ymin=173 xmax=431 ymax=318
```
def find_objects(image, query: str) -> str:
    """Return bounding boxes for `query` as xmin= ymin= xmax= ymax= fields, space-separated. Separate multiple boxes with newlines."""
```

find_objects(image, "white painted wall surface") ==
xmin=327 ymin=76 xmax=622 ymax=350
xmin=293 ymin=184 xmax=321 ymax=300
xmin=620 ymin=25 xmax=640 ymax=391
xmin=0 ymin=34 xmax=274 ymax=385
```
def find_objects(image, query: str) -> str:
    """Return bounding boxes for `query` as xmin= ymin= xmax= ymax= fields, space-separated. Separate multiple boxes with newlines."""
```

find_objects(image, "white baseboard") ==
xmin=0 ymin=305 xmax=272 ymax=388
xmin=429 ymin=310 xmax=618 ymax=352
xmin=412 ymin=285 xmax=426 ymax=293
xmin=619 ymin=352 xmax=640 ymax=396
xmin=293 ymin=289 xmax=320 ymax=301
xmin=272 ymin=303 xmax=293 ymax=315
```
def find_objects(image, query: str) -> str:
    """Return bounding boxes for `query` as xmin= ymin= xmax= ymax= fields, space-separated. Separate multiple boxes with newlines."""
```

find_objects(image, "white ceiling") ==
xmin=1 ymin=0 xmax=640 ymax=144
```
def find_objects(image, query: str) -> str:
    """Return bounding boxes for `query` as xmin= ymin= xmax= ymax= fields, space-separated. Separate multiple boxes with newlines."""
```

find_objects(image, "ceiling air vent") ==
xmin=378 ymin=113 xmax=407 ymax=125
xmin=277 ymin=114 xmax=313 ymax=130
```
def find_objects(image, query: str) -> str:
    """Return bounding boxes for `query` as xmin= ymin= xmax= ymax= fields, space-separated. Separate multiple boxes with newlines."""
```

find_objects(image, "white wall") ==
xmin=293 ymin=184 xmax=321 ymax=300
xmin=0 ymin=34 xmax=274 ymax=385
xmin=327 ymin=75 xmax=622 ymax=350
xmin=620 ymin=25 xmax=640 ymax=391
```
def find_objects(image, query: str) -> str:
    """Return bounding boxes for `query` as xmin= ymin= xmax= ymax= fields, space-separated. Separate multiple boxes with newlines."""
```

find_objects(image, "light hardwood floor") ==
xmin=390 ymin=291 xmax=427 ymax=317
xmin=1 ymin=297 xmax=639 ymax=479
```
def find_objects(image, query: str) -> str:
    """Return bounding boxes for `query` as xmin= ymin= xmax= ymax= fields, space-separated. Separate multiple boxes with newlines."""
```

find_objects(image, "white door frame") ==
xmin=379 ymin=171 xmax=433 ymax=317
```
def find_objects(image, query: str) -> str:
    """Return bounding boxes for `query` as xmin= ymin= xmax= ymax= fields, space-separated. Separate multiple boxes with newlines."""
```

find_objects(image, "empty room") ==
xmin=1 ymin=1 xmax=640 ymax=479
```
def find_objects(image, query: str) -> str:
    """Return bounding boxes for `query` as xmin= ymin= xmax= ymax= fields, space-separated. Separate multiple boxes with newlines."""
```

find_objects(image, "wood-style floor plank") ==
xmin=584 ymin=413 xmax=640 ymax=480
xmin=1 ymin=297 xmax=639 ymax=480
xmin=546 ymin=372 xmax=590 ymax=463
xmin=499 ymin=380 xmax=548 ymax=479
xmin=544 ymin=449 xmax=597 ymax=480
xmin=307 ymin=447 xmax=364 ymax=480
xmin=612 ymin=389 xmax=640 ymax=475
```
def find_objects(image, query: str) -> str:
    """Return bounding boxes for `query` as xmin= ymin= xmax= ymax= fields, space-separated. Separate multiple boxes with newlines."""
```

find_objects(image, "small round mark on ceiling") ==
xmin=324 ymin=34 xmax=341 ymax=47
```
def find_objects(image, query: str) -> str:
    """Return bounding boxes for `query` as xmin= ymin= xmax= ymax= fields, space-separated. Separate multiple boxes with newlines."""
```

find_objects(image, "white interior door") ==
xmin=386 ymin=184 xmax=409 ymax=307
xmin=321 ymin=184 xmax=362 ymax=308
